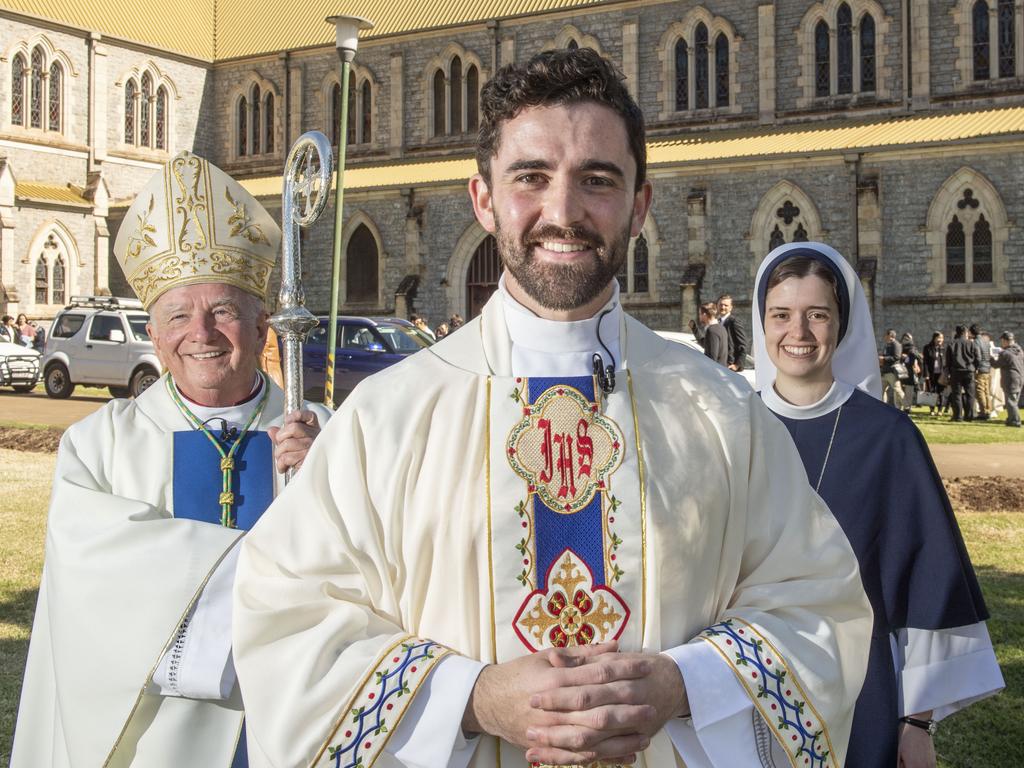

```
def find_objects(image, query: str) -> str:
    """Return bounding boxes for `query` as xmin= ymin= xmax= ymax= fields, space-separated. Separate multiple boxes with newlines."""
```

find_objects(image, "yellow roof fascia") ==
xmin=239 ymin=106 xmax=1024 ymax=199
xmin=15 ymin=181 xmax=92 ymax=207
xmin=241 ymin=157 xmax=479 ymax=199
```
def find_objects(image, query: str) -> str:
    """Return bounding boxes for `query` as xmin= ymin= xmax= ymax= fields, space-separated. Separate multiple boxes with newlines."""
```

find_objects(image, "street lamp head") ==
xmin=326 ymin=15 xmax=374 ymax=62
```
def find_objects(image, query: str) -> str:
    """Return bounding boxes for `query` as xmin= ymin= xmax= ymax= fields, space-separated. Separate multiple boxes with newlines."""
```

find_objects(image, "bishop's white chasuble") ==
xmin=234 ymin=294 xmax=872 ymax=768
xmin=11 ymin=376 xmax=328 ymax=768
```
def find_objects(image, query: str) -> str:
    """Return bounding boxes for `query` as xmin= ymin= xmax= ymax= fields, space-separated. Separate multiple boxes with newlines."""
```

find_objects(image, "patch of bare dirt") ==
xmin=0 ymin=426 xmax=63 ymax=453
xmin=944 ymin=477 xmax=1024 ymax=513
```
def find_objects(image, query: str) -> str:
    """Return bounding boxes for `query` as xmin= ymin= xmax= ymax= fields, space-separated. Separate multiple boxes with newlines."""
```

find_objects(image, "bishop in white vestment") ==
xmin=11 ymin=151 xmax=329 ymax=767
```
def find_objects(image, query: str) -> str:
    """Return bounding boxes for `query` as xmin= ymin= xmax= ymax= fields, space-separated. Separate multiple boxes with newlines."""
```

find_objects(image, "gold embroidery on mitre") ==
xmin=225 ymin=187 xmax=270 ymax=245
xmin=113 ymin=151 xmax=281 ymax=308
xmin=507 ymin=384 xmax=624 ymax=515
xmin=124 ymin=195 xmax=158 ymax=260
xmin=172 ymin=154 xmax=209 ymax=255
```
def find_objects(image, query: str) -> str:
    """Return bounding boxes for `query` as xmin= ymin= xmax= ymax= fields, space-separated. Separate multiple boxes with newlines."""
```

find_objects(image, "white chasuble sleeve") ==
xmin=660 ymin=642 xmax=790 ymax=766
xmin=682 ymin=398 xmax=872 ymax=768
xmin=233 ymin=394 xmax=463 ymax=768
xmin=11 ymin=402 xmax=245 ymax=767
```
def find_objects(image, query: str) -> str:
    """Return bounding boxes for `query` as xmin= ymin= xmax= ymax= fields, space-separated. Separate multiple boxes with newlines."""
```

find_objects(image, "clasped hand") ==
xmin=267 ymin=408 xmax=320 ymax=473
xmin=463 ymin=641 xmax=687 ymax=766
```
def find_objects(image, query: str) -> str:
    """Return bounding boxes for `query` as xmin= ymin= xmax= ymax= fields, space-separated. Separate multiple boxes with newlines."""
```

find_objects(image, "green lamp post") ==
xmin=324 ymin=13 xmax=373 ymax=407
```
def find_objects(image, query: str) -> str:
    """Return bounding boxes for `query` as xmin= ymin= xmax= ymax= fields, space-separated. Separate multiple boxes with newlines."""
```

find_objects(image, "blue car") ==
xmin=290 ymin=316 xmax=432 ymax=403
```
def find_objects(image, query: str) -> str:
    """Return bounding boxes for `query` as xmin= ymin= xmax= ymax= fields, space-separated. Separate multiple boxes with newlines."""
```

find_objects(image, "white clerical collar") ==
xmin=759 ymin=379 xmax=855 ymax=420
xmin=175 ymin=373 xmax=265 ymax=430
xmin=499 ymin=274 xmax=622 ymax=377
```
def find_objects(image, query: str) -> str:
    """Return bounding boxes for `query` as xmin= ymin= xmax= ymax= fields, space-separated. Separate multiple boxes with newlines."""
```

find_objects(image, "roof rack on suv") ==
xmin=67 ymin=295 xmax=145 ymax=310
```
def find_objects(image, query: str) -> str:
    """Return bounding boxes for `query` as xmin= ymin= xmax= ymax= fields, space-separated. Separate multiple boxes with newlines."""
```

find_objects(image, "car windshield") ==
xmin=128 ymin=317 xmax=150 ymax=341
xmin=376 ymin=324 xmax=430 ymax=353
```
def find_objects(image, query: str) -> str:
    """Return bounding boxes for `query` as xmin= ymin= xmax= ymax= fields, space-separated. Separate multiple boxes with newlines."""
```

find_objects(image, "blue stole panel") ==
xmin=172 ymin=431 xmax=274 ymax=530
xmin=526 ymin=376 xmax=605 ymax=589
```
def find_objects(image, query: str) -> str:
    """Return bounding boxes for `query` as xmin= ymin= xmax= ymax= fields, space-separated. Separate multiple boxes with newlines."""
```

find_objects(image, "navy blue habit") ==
xmin=771 ymin=388 xmax=988 ymax=766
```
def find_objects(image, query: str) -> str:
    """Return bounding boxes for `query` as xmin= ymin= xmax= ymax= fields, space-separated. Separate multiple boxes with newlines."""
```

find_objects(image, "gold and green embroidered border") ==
xmin=700 ymin=618 xmax=837 ymax=768
xmin=314 ymin=635 xmax=451 ymax=768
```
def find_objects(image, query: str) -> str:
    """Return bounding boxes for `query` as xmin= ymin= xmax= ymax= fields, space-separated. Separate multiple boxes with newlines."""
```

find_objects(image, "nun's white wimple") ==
xmin=751 ymin=241 xmax=883 ymax=400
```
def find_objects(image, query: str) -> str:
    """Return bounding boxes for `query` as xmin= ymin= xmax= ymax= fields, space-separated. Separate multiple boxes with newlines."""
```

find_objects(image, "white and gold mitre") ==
xmin=113 ymin=151 xmax=281 ymax=308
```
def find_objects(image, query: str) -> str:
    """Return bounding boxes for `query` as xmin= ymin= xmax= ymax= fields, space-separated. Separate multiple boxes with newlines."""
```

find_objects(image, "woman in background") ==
xmin=752 ymin=241 xmax=1002 ymax=767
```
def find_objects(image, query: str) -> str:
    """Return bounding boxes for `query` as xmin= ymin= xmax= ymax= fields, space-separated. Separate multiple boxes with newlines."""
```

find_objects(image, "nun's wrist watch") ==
xmin=900 ymin=716 xmax=938 ymax=736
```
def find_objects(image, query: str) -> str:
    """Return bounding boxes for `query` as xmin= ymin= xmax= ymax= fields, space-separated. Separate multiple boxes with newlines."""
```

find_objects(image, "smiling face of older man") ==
xmin=146 ymin=282 xmax=268 ymax=407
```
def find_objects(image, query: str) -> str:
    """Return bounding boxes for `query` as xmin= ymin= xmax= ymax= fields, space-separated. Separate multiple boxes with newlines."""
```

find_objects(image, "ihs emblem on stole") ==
xmin=506 ymin=379 xmax=630 ymax=652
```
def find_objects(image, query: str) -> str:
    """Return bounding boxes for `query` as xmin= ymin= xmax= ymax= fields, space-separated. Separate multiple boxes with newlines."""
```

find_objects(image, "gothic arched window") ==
xmin=124 ymin=80 xmax=136 ymax=144
xmin=815 ymin=21 xmax=830 ymax=97
xmin=346 ymin=79 xmax=358 ymax=147
xmin=860 ymin=13 xmax=877 ymax=92
xmin=973 ymin=214 xmax=993 ymax=282
xmin=433 ymin=69 xmax=446 ymax=136
xmin=35 ymin=258 xmax=48 ymax=305
xmin=974 ymin=0 xmax=991 ymax=81
xmin=238 ymin=96 xmax=247 ymax=155
xmin=567 ymin=39 xmax=579 ymax=51
xmin=694 ymin=23 xmax=709 ymax=109
xmin=450 ymin=56 xmax=463 ymax=134
xmin=837 ymin=4 xmax=854 ymax=94
xmin=140 ymin=73 xmax=152 ymax=147
xmin=47 ymin=62 xmax=61 ymax=131
xmin=156 ymin=85 xmax=167 ymax=150
xmin=946 ymin=217 xmax=967 ymax=283
xmin=11 ymin=54 xmax=26 ymax=127
xmin=52 ymin=255 xmax=66 ymax=305
xmin=263 ymin=91 xmax=274 ymax=154
xmin=360 ymin=80 xmax=372 ymax=142
xmin=466 ymin=66 xmax=479 ymax=133
xmin=618 ymin=231 xmax=654 ymax=294
xmin=30 ymin=46 xmax=43 ymax=129
xmin=346 ymin=223 xmax=379 ymax=304
xmin=715 ymin=34 xmax=730 ymax=107
xmin=770 ymin=225 xmax=786 ymax=251
xmin=251 ymin=85 xmax=261 ymax=154
xmin=632 ymin=234 xmax=649 ymax=293
xmin=331 ymin=82 xmax=342 ymax=146
xmin=674 ymin=39 xmax=689 ymax=111
xmin=998 ymin=0 xmax=1015 ymax=77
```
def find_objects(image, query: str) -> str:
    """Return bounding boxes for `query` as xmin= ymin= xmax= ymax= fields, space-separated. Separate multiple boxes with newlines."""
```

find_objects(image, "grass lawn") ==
xmin=0 ymin=449 xmax=52 ymax=763
xmin=935 ymin=511 xmax=1023 ymax=767
xmin=909 ymin=406 xmax=1024 ymax=444
xmin=0 ymin=443 xmax=1021 ymax=763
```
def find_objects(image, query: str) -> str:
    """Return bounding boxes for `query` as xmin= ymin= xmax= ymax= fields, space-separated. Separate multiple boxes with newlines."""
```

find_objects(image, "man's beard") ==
xmin=496 ymin=220 xmax=631 ymax=311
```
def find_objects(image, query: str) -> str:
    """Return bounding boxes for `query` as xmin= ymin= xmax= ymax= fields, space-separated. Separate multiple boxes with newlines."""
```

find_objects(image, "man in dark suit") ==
xmin=717 ymin=294 xmax=748 ymax=372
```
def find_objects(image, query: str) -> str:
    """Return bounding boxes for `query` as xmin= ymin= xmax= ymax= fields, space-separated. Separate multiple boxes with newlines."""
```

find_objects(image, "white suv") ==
xmin=42 ymin=296 xmax=162 ymax=399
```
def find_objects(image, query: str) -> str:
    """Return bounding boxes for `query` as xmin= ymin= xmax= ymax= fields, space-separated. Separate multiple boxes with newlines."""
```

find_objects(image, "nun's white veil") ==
xmin=752 ymin=241 xmax=883 ymax=400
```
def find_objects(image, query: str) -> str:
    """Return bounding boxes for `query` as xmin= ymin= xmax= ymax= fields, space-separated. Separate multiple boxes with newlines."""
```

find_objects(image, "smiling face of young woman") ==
xmin=763 ymin=274 xmax=841 ymax=397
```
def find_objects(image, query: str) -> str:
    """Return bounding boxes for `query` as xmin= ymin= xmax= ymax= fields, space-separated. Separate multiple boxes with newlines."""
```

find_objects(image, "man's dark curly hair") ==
xmin=476 ymin=48 xmax=646 ymax=191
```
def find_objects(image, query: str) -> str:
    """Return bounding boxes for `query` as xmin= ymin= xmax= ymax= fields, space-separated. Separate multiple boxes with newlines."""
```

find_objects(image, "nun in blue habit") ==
xmin=751 ymin=242 xmax=1003 ymax=766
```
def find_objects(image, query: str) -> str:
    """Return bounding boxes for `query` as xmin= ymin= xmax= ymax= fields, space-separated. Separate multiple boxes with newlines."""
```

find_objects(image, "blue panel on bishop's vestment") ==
xmin=172 ymin=430 xmax=274 ymax=530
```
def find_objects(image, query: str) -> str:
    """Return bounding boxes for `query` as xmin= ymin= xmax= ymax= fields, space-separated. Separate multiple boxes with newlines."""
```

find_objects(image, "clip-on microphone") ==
xmin=204 ymin=417 xmax=239 ymax=442
xmin=592 ymin=353 xmax=615 ymax=395
xmin=593 ymin=307 xmax=617 ymax=395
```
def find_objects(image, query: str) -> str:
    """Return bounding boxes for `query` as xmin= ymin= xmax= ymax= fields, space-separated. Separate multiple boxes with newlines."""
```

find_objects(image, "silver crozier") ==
xmin=269 ymin=131 xmax=333 ymax=482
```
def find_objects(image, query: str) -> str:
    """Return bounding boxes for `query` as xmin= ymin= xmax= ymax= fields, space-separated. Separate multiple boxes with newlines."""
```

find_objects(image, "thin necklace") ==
xmin=815 ymin=406 xmax=842 ymax=492
xmin=166 ymin=373 xmax=269 ymax=527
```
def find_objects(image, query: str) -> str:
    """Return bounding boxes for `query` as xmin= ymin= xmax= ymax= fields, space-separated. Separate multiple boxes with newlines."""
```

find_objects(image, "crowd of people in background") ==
xmin=884 ymin=323 xmax=1022 ymax=428
xmin=0 ymin=313 xmax=45 ymax=350
xmin=689 ymin=293 xmax=748 ymax=371
xmin=410 ymin=312 xmax=465 ymax=342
